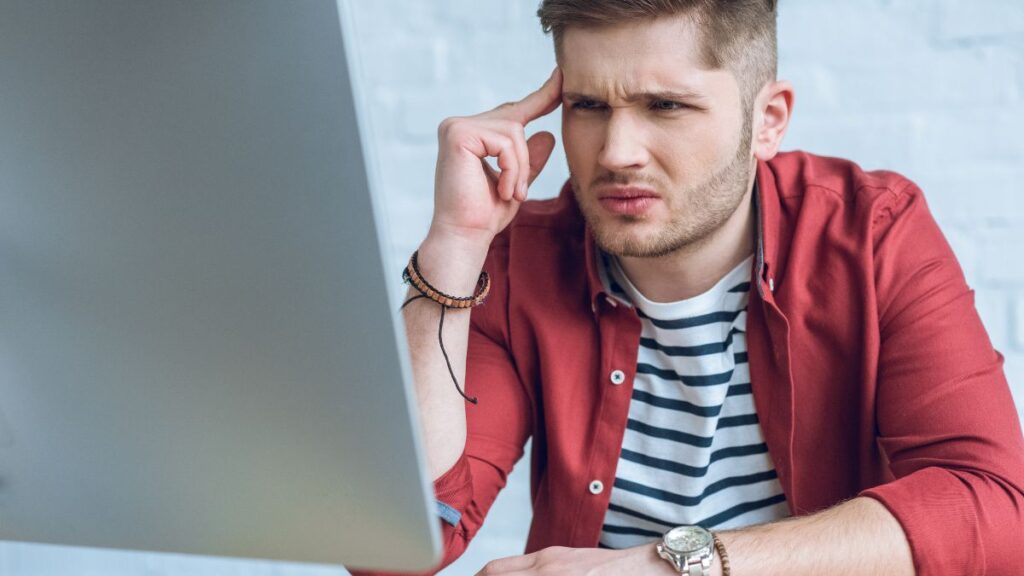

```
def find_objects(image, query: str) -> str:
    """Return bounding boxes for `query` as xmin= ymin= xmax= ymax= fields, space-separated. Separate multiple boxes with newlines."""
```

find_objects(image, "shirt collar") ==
xmin=753 ymin=158 xmax=782 ymax=302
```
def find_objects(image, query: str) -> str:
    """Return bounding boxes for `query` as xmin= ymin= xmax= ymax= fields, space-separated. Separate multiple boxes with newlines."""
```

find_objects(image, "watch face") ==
xmin=665 ymin=526 xmax=712 ymax=553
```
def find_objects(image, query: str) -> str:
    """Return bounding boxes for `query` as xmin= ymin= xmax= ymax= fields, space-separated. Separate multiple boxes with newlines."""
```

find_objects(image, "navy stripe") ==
xmin=597 ymin=541 xmax=616 ymax=549
xmin=727 ymin=383 xmax=752 ymax=396
xmin=606 ymin=502 xmax=673 ymax=530
xmin=718 ymin=413 xmax=759 ymax=428
xmin=728 ymin=282 xmax=751 ymax=293
xmin=632 ymin=385 xmax=752 ymax=415
xmin=627 ymin=418 xmax=713 ymax=447
xmin=613 ymin=470 xmax=779 ymax=507
xmin=700 ymin=493 xmax=789 ymax=528
xmin=637 ymin=308 xmax=743 ymax=329
xmin=625 ymin=415 xmax=760 ymax=445
xmin=620 ymin=443 xmax=770 ymax=477
xmin=734 ymin=351 xmax=749 ymax=364
xmin=636 ymin=363 xmax=735 ymax=387
xmin=604 ymin=492 xmax=787 ymax=532
xmin=601 ymin=523 xmax=662 ymax=538
xmin=639 ymin=328 xmax=742 ymax=357
xmin=631 ymin=389 xmax=722 ymax=417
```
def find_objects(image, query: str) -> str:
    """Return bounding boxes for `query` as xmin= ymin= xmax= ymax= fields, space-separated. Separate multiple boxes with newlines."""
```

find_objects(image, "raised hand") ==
xmin=428 ymin=67 xmax=563 ymax=251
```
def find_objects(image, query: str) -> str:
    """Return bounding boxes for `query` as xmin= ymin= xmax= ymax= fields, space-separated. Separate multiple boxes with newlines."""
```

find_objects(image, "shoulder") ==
xmin=767 ymin=150 xmax=927 ymax=240
xmin=768 ymin=150 xmax=920 ymax=205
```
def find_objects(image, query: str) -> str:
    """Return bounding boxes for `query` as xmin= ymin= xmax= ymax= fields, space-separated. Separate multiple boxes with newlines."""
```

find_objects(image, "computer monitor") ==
xmin=0 ymin=0 xmax=441 ymax=572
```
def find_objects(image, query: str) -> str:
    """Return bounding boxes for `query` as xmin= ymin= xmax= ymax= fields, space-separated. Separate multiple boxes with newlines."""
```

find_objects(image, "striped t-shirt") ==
xmin=596 ymin=252 xmax=790 ymax=550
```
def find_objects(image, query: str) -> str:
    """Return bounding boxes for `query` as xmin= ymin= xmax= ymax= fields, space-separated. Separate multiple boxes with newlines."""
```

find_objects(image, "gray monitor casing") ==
xmin=0 ymin=0 xmax=442 ymax=571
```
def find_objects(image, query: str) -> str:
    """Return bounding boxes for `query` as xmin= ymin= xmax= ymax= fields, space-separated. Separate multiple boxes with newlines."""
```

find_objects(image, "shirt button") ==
xmin=589 ymin=480 xmax=604 ymax=495
xmin=610 ymin=369 xmax=626 ymax=385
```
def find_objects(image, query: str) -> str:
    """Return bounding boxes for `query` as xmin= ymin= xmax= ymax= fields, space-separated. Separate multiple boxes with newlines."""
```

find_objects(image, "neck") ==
xmin=616 ymin=172 xmax=757 ymax=303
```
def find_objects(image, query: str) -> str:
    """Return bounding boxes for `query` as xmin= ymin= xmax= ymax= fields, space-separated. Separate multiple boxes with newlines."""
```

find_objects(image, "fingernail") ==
xmin=518 ymin=182 xmax=527 ymax=198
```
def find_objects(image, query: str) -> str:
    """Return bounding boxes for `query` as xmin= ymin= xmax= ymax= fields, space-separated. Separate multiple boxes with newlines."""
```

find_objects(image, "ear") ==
xmin=752 ymin=80 xmax=794 ymax=161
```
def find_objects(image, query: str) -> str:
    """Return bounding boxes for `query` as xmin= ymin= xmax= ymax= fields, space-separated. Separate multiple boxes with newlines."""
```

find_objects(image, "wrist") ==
xmin=417 ymin=227 xmax=492 ymax=296
xmin=634 ymin=542 xmax=678 ymax=574
xmin=425 ymin=221 xmax=496 ymax=254
xmin=710 ymin=554 xmax=723 ymax=576
xmin=646 ymin=530 xmax=727 ymax=576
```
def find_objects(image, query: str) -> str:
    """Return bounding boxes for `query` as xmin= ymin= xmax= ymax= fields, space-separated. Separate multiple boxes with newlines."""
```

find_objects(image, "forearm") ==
xmin=629 ymin=497 xmax=914 ymax=576
xmin=710 ymin=497 xmax=914 ymax=575
xmin=403 ymin=232 xmax=490 ymax=482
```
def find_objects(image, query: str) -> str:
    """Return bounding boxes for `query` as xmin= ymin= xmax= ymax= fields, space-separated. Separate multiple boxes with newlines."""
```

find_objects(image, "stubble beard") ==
xmin=571 ymin=113 xmax=754 ymax=259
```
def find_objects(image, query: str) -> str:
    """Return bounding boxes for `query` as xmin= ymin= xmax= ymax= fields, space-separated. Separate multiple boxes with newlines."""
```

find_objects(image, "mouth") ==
xmin=596 ymin=186 xmax=660 ymax=216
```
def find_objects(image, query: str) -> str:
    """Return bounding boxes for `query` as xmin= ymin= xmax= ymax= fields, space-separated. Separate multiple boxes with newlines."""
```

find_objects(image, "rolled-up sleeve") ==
xmin=859 ymin=181 xmax=1024 ymax=575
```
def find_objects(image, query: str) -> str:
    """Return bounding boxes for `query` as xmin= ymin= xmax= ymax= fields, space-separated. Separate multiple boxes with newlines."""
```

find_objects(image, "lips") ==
xmin=596 ymin=186 xmax=660 ymax=216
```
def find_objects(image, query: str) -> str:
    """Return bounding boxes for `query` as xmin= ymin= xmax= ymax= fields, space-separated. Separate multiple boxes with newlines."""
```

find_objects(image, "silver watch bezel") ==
xmin=662 ymin=525 xmax=713 ymax=553
xmin=656 ymin=525 xmax=715 ymax=575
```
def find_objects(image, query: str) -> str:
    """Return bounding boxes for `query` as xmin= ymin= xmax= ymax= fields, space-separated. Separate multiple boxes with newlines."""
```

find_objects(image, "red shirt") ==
xmin=352 ymin=151 xmax=1024 ymax=576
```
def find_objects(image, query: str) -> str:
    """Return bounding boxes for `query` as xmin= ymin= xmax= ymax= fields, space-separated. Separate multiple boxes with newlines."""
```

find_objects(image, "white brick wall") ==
xmin=2 ymin=1 xmax=1020 ymax=575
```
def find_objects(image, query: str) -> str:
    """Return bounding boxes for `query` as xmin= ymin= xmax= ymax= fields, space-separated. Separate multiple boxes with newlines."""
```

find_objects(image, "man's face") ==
xmin=560 ymin=15 xmax=755 ymax=258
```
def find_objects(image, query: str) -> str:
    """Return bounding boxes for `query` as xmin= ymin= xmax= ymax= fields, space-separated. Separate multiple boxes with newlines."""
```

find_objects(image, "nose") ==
xmin=597 ymin=112 xmax=650 ymax=172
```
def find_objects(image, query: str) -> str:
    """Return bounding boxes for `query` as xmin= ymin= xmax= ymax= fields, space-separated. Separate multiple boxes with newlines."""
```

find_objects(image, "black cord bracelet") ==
xmin=401 ymin=252 xmax=484 ymax=405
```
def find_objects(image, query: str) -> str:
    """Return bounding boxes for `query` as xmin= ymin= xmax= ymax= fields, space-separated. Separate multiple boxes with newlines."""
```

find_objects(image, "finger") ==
xmin=490 ymin=67 xmax=563 ymax=126
xmin=525 ymin=131 xmax=556 ymax=188
xmin=480 ymin=157 xmax=499 ymax=184
xmin=474 ymin=119 xmax=531 ymax=201
xmin=492 ymin=136 xmax=519 ymax=202
xmin=512 ymin=124 xmax=530 ymax=201
xmin=469 ymin=129 xmax=519 ymax=201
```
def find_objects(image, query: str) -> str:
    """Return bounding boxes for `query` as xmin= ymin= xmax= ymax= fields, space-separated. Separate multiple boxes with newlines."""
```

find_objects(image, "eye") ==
xmin=651 ymin=100 xmax=685 ymax=111
xmin=570 ymin=99 xmax=606 ymax=111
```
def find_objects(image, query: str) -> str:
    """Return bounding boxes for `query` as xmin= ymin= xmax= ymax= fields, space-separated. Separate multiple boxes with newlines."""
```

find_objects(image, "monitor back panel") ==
xmin=0 ymin=0 xmax=440 ymax=570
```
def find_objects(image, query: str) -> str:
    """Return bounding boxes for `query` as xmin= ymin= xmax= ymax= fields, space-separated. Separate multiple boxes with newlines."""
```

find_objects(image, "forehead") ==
xmin=558 ymin=15 xmax=729 ymax=100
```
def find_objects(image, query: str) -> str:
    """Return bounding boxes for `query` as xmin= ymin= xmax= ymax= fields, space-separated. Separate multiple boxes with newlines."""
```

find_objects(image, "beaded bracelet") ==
xmin=401 ymin=250 xmax=490 ymax=405
xmin=402 ymin=250 xmax=490 ymax=309
xmin=712 ymin=533 xmax=731 ymax=576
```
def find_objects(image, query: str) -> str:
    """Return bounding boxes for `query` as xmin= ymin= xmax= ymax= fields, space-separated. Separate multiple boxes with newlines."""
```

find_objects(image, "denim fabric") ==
xmin=436 ymin=499 xmax=461 ymax=527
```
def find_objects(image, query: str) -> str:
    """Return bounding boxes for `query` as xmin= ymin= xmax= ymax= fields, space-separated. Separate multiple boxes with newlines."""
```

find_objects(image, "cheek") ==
xmin=561 ymin=120 xmax=599 ymax=171
xmin=702 ymin=112 xmax=746 ymax=159
xmin=655 ymin=120 xmax=733 ymax=175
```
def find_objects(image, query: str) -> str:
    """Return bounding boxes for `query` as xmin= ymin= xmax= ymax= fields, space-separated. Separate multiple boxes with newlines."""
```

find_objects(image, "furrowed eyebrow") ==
xmin=562 ymin=90 xmax=708 ymax=103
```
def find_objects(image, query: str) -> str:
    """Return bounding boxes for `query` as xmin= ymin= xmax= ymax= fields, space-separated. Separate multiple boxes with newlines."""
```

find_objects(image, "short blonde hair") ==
xmin=537 ymin=0 xmax=778 ymax=107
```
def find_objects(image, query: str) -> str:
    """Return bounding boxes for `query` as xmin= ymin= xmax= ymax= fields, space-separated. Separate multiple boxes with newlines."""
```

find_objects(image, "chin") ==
xmin=590 ymin=220 xmax=677 ymax=259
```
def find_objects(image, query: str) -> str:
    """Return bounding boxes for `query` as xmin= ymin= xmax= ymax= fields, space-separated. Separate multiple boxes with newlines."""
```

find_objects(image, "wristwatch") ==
xmin=655 ymin=525 xmax=715 ymax=575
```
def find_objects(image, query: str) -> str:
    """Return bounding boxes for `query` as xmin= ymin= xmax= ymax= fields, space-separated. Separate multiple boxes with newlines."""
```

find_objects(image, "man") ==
xmin=351 ymin=1 xmax=1024 ymax=575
